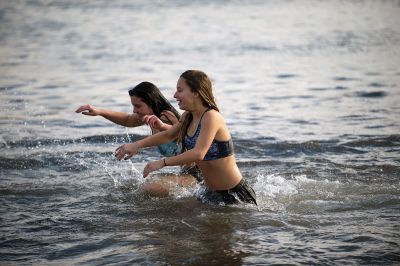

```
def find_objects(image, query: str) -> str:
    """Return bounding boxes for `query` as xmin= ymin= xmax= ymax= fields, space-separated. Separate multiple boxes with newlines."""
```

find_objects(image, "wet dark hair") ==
xmin=128 ymin=81 xmax=180 ymax=120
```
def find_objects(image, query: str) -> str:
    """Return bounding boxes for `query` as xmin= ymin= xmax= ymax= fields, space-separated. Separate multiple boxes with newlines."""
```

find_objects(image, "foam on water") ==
xmin=252 ymin=172 xmax=400 ymax=217
xmin=102 ymin=160 xmax=143 ymax=189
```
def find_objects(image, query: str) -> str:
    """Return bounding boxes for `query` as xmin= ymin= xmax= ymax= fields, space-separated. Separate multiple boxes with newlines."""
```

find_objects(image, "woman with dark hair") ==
xmin=76 ymin=81 xmax=181 ymax=157
xmin=115 ymin=71 xmax=257 ymax=205
xmin=76 ymin=81 xmax=200 ymax=196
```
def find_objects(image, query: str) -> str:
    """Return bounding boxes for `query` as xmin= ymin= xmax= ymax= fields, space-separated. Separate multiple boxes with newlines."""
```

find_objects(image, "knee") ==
xmin=141 ymin=182 xmax=170 ymax=198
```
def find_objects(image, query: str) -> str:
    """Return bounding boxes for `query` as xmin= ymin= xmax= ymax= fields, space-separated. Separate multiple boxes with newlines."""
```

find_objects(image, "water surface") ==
xmin=1 ymin=0 xmax=399 ymax=265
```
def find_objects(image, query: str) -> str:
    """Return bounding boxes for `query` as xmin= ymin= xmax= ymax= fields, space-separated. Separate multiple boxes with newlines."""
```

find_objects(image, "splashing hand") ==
xmin=115 ymin=143 xmax=139 ymax=160
xmin=143 ymin=160 xmax=164 ymax=178
xmin=143 ymin=115 xmax=165 ymax=130
xmin=75 ymin=104 xmax=100 ymax=116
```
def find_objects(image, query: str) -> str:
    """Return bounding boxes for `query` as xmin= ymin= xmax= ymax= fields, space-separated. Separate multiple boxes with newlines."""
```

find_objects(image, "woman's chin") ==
xmin=178 ymin=103 xmax=186 ymax=110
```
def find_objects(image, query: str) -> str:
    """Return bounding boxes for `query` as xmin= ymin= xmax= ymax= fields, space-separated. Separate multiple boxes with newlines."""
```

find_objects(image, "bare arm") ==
xmin=114 ymin=119 xmax=182 ymax=160
xmin=75 ymin=104 xmax=143 ymax=127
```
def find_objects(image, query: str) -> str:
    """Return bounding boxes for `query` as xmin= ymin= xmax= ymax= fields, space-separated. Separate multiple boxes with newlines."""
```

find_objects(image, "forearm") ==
xmin=100 ymin=110 xmax=141 ymax=127
xmin=163 ymin=149 xmax=203 ymax=167
xmin=159 ymin=123 xmax=173 ymax=131
xmin=142 ymin=149 xmax=202 ymax=178
xmin=136 ymin=130 xmax=176 ymax=149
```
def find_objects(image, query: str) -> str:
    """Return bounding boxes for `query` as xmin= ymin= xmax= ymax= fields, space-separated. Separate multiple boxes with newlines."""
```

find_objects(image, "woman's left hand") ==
xmin=143 ymin=115 xmax=166 ymax=131
xmin=143 ymin=160 xmax=164 ymax=178
xmin=115 ymin=143 xmax=139 ymax=160
xmin=160 ymin=110 xmax=179 ymax=125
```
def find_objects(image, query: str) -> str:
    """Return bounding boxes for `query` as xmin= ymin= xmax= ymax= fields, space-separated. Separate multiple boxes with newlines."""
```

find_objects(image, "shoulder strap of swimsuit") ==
xmin=199 ymin=108 xmax=211 ymax=124
xmin=186 ymin=108 xmax=211 ymax=138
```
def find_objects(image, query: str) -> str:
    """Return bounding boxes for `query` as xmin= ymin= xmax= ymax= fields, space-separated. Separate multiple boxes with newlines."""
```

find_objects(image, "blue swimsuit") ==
xmin=152 ymin=115 xmax=180 ymax=157
xmin=183 ymin=109 xmax=234 ymax=161
xmin=157 ymin=141 xmax=180 ymax=157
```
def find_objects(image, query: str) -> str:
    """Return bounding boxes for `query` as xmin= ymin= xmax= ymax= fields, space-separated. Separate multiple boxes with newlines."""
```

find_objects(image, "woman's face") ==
xmin=174 ymin=77 xmax=197 ymax=111
xmin=130 ymin=96 xmax=153 ymax=119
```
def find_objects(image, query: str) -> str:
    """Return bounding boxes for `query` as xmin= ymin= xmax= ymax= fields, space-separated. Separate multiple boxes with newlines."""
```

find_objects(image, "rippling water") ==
xmin=1 ymin=0 xmax=400 ymax=265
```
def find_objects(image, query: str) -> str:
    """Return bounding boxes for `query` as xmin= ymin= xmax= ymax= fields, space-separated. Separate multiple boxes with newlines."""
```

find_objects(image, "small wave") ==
xmin=343 ymin=235 xmax=383 ymax=243
xmin=356 ymin=91 xmax=387 ymax=98
xmin=2 ymin=134 xmax=145 ymax=148
xmin=276 ymin=73 xmax=298 ymax=79
xmin=108 ymin=163 xmax=143 ymax=189
xmin=335 ymin=86 xmax=348 ymax=90
xmin=308 ymin=87 xmax=330 ymax=91
xmin=235 ymin=138 xmax=365 ymax=158
xmin=368 ymin=82 xmax=386 ymax=88
xmin=254 ymin=174 xmax=299 ymax=198
xmin=309 ymin=86 xmax=349 ymax=91
xmin=340 ymin=134 xmax=400 ymax=148
xmin=333 ymin=76 xmax=355 ymax=81
xmin=0 ymin=157 xmax=44 ymax=170
xmin=241 ymin=44 xmax=276 ymax=52
xmin=0 ymin=151 xmax=113 ymax=171
xmin=289 ymin=119 xmax=319 ymax=125
xmin=0 ymin=185 xmax=70 ymax=197
xmin=252 ymin=173 xmax=400 ymax=214
xmin=0 ymin=84 xmax=25 ymax=90
xmin=38 ymin=84 xmax=59 ymax=90
xmin=253 ymin=173 xmax=343 ymax=212
xmin=264 ymin=95 xmax=294 ymax=100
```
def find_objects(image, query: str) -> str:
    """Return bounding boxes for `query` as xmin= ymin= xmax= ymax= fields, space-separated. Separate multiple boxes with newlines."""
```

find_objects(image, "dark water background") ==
xmin=1 ymin=0 xmax=400 ymax=265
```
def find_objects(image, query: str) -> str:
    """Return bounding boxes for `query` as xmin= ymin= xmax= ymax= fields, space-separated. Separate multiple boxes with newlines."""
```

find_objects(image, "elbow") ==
xmin=192 ymin=149 xmax=206 ymax=161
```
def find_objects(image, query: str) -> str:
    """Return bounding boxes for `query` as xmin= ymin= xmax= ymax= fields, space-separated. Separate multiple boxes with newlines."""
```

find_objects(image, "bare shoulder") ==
xmin=202 ymin=109 xmax=231 ymax=138
xmin=203 ymin=109 xmax=226 ymax=124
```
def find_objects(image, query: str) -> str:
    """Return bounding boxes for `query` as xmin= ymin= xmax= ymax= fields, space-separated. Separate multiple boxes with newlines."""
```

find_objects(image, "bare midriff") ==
xmin=196 ymin=155 xmax=242 ymax=190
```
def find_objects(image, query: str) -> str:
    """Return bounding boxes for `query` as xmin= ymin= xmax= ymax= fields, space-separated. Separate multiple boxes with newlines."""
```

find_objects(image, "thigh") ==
xmin=140 ymin=174 xmax=197 ymax=198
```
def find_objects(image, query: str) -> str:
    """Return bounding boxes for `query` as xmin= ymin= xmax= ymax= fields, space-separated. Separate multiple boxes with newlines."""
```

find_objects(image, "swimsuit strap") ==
xmin=198 ymin=108 xmax=211 ymax=125
xmin=188 ymin=108 xmax=211 ymax=137
xmin=183 ymin=108 xmax=212 ymax=151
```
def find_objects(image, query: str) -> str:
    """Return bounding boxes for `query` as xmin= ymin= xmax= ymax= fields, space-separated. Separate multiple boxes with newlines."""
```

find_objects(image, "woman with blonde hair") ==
xmin=115 ymin=70 xmax=257 ymax=205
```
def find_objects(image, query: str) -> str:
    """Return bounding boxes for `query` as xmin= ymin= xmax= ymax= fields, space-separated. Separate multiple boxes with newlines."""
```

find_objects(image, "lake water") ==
xmin=1 ymin=0 xmax=400 ymax=265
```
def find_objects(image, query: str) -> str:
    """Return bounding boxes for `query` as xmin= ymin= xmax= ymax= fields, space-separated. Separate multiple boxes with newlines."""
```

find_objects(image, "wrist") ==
xmin=135 ymin=140 xmax=144 ymax=149
xmin=162 ymin=123 xmax=172 ymax=131
xmin=98 ymin=109 xmax=105 ymax=116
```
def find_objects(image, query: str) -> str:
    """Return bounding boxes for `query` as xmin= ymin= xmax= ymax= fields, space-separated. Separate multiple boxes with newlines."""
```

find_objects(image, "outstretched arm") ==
xmin=75 ymin=104 xmax=143 ymax=127
xmin=115 ymin=119 xmax=182 ymax=160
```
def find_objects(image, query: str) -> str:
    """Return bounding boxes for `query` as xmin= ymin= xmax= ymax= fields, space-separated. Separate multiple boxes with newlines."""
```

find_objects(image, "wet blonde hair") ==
xmin=178 ymin=70 xmax=219 ymax=149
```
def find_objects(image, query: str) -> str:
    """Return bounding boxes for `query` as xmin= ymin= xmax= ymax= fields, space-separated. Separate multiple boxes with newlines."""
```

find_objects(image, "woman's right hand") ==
xmin=143 ymin=115 xmax=166 ymax=131
xmin=115 ymin=143 xmax=140 ymax=160
xmin=75 ymin=104 xmax=101 ymax=116
xmin=160 ymin=110 xmax=179 ymax=125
